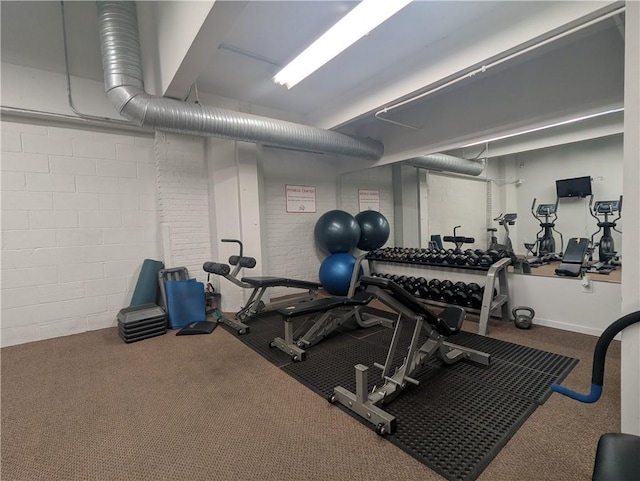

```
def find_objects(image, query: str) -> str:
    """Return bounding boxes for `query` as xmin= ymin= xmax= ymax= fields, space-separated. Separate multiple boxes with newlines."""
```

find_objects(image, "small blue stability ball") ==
xmin=355 ymin=210 xmax=390 ymax=251
xmin=319 ymin=253 xmax=363 ymax=296
xmin=314 ymin=210 xmax=361 ymax=254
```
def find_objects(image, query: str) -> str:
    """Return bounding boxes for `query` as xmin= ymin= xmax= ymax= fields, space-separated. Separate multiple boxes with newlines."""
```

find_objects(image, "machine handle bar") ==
xmin=551 ymin=311 xmax=640 ymax=403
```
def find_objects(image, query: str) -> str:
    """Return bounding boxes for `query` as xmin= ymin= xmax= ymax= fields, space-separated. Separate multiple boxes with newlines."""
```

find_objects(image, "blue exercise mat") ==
xmin=165 ymin=279 xmax=206 ymax=329
xmin=130 ymin=259 xmax=165 ymax=307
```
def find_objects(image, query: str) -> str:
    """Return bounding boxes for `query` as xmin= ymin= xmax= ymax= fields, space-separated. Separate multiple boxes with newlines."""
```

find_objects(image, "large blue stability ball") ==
xmin=355 ymin=210 xmax=390 ymax=251
xmin=319 ymin=253 xmax=363 ymax=296
xmin=314 ymin=210 xmax=361 ymax=254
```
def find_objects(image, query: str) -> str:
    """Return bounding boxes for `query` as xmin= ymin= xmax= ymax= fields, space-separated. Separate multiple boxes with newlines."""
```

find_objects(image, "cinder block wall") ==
xmin=154 ymin=132 xmax=212 ymax=282
xmin=1 ymin=119 xmax=159 ymax=347
xmin=339 ymin=165 xmax=395 ymax=250
xmin=261 ymin=149 xmax=341 ymax=299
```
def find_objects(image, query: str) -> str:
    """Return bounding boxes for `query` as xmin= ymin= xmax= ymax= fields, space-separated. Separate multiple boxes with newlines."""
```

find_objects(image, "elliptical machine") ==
xmin=488 ymin=213 xmax=517 ymax=254
xmin=525 ymin=198 xmax=564 ymax=266
xmin=587 ymin=195 xmax=622 ymax=273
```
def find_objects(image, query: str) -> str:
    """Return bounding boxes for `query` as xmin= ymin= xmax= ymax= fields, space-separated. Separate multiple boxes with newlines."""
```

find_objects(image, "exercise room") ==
xmin=1 ymin=2 xmax=639 ymax=481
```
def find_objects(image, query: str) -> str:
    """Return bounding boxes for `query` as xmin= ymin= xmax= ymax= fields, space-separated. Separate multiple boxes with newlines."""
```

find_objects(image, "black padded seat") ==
xmin=592 ymin=433 xmax=640 ymax=481
xmin=278 ymin=290 xmax=373 ymax=319
xmin=241 ymin=276 xmax=322 ymax=290
xmin=443 ymin=235 xmax=475 ymax=244
xmin=359 ymin=275 xmax=462 ymax=336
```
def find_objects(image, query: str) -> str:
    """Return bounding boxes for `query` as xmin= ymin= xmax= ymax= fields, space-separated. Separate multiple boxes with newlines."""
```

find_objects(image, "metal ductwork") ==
xmin=96 ymin=1 xmax=383 ymax=160
xmin=404 ymin=153 xmax=485 ymax=176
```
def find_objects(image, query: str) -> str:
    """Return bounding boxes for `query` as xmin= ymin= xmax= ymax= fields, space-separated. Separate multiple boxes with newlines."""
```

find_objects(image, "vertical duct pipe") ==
xmin=96 ymin=1 xmax=384 ymax=160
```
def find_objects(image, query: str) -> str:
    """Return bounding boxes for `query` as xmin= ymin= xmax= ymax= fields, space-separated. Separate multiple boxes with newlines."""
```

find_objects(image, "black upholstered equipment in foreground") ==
xmin=592 ymin=433 xmax=640 ymax=481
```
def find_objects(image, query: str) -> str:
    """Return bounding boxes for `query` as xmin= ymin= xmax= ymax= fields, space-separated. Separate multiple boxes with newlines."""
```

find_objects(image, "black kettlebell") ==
xmin=512 ymin=306 xmax=535 ymax=329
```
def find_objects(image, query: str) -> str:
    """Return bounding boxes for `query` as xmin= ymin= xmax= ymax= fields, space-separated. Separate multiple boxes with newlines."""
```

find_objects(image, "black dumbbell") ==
xmin=478 ymin=253 xmax=493 ymax=268
xmin=454 ymin=289 xmax=470 ymax=306
xmin=417 ymin=284 xmax=430 ymax=299
xmin=466 ymin=251 xmax=480 ymax=266
xmin=427 ymin=285 xmax=442 ymax=301
xmin=454 ymin=254 xmax=467 ymax=265
xmin=487 ymin=249 xmax=501 ymax=263
xmin=441 ymin=280 xmax=457 ymax=303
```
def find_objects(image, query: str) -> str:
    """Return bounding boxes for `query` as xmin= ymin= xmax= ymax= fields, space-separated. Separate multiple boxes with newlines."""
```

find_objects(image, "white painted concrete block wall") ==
xmin=1 ymin=119 xmax=159 ymax=347
xmin=339 ymin=165 xmax=395 ymax=250
xmin=426 ymin=173 xmax=488 ymax=250
xmin=261 ymin=149 xmax=341 ymax=299
xmin=154 ymin=132 xmax=212 ymax=283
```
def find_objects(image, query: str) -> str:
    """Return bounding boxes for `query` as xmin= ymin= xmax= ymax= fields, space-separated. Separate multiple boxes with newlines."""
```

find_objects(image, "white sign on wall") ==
xmin=358 ymin=189 xmax=380 ymax=212
xmin=285 ymin=184 xmax=317 ymax=213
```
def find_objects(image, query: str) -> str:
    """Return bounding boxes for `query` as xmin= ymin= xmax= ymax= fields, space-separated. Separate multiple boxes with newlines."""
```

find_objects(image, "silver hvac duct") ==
xmin=96 ymin=1 xmax=383 ymax=160
xmin=404 ymin=153 xmax=485 ymax=176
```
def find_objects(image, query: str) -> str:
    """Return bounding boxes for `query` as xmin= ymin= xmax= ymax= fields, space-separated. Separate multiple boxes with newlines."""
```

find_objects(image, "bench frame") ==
xmin=271 ymin=292 xmax=394 ymax=362
xmin=329 ymin=277 xmax=490 ymax=435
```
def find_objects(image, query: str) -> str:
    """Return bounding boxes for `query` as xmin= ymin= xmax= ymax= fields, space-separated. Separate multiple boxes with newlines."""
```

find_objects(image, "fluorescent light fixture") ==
xmin=462 ymin=108 xmax=624 ymax=148
xmin=273 ymin=0 xmax=412 ymax=89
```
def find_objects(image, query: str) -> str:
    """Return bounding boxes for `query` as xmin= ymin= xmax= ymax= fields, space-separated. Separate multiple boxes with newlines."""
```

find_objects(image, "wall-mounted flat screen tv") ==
xmin=556 ymin=176 xmax=592 ymax=198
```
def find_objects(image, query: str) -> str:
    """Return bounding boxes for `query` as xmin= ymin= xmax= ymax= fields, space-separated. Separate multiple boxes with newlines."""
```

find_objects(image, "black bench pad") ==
xmin=278 ymin=290 xmax=373 ymax=319
xmin=555 ymin=263 xmax=582 ymax=277
xmin=241 ymin=276 xmax=322 ymax=289
xmin=359 ymin=276 xmax=461 ymax=336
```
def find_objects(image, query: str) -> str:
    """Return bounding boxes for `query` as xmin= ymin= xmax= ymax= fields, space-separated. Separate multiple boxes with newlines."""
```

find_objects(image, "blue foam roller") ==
xmin=165 ymin=279 xmax=206 ymax=329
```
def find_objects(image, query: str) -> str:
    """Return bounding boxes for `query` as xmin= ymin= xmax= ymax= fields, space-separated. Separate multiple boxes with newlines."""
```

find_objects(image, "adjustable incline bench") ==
xmin=203 ymin=239 xmax=322 ymax=334
xmin=272 ymin=289 xmax=395 ymax=362
xmin=328 ymin=275 xmax=491 ymax=436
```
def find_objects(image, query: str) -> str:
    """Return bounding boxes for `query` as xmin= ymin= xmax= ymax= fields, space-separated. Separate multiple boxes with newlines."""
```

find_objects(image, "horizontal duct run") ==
xmin=96 ymin=1 xmax=383 ymax=160
xmin=404 ymin=153 xmax=485 ymax=176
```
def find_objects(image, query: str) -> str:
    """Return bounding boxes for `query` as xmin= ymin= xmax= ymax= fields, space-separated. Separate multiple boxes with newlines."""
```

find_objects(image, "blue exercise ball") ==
xmin=355 ymin=210 xmax=390 ymax=251
xmin=319 ymin=253 xmax=363 ymax=296
xmin=314 ymin=210 xmax=361 ymax=254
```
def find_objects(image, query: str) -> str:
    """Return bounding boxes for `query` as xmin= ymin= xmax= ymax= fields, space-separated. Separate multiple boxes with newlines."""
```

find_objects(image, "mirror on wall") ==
xmin=339 ymin=131 xmax=624 ymax=282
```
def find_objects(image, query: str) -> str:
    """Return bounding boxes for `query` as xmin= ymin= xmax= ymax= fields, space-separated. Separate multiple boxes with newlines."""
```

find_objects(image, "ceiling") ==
xmin=0 ymin=1 xmax=626 ymax=162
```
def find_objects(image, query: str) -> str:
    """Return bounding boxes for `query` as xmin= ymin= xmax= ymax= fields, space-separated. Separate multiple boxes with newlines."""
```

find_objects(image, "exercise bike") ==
xmin=525 ymin=198 xmax=564 ymax=267
xmin=586 ymin=195 xmax=622 ymax=274
xmin=488 ymin=213 xmax=531 ymax=274
xmin=488 ymin=213 xmax=517 ymax=253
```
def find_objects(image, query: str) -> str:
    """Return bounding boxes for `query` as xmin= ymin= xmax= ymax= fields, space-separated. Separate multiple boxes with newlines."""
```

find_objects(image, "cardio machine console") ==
xmin=536 ymin=204 xmax=556 ymax=216
xmin=594 ymin=200 xmax=620 ymax=214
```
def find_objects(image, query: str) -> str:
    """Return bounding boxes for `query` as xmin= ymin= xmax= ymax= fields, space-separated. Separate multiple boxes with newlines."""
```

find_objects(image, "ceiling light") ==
xmin=273 ymin=0 xmax=412 ymax=89
xmin=462 ymin=108 xmax=624 ymax=148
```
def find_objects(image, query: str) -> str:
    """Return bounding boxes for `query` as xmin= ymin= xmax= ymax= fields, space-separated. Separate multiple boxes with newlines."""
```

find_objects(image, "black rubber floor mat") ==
xmin=222 ymin=309 xmax=577 ymax=481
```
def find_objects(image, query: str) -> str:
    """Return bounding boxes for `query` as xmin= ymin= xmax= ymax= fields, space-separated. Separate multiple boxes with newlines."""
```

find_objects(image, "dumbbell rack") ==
xmin=349 ymin=253 xmax=511 ymax=336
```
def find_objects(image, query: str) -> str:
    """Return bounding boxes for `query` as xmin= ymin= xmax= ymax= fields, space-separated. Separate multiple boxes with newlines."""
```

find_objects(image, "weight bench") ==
xmin=203 ymin=239 xmax=321 ymax=334
xmin=272 ymin=289 xmax=382 ymax=362
xmin=329 ymin=275 xmax=490 ymax=436
xmin=555 ymin=237 xmax=590 ymax=277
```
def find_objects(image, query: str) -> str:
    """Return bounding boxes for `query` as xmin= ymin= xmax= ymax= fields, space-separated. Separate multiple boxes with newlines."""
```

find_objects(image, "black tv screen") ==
xmin=556 ymin=176 xmax=592 ymax=198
